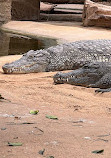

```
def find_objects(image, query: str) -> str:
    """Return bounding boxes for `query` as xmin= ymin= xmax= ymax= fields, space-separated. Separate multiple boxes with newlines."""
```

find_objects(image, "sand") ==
xmin=0 ymin=21 xmax=111 ymax=158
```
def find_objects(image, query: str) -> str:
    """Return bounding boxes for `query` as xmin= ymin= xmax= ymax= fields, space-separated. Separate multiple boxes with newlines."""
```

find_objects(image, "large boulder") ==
xmin=82 ymin=0 xmax=111 ymax=28
xmin=11 ymin=0 xmax=40 ymax=20
xmin=0 ymin=0 xmax=11 ymax=25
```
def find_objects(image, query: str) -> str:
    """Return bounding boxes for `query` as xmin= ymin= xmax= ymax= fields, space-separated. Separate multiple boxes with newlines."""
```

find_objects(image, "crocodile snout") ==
xmin=2 ymin=63 xmax=13 ymax=74
xmin=2 ymin=63 xmax=22 ymax=74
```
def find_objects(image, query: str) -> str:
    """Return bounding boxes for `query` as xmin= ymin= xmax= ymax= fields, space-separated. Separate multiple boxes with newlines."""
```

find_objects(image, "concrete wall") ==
xmin=0 ymin=0 xmax=40 ymax=25
xmin=11 ymin=0 xmax=40 ymax=21
xmin=0 ymin=0 xmax=11 ymax=25
xmin=0 ymin=31 xmax=10 ymax=56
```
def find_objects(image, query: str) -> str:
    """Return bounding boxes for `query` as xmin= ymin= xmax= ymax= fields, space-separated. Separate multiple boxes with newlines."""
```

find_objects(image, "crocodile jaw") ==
xmin=53 ymin=63 xmax=103 ymax=86
xmin=2 ymin=50 xmax=49 ymax=74
xmin=2 ymin=62 xmax=40 ymax=74
xmin=2 ymin=59 xmax=48 ymax=74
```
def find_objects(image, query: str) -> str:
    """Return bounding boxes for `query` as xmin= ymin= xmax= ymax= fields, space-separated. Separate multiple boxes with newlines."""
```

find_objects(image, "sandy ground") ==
xmin=0 ymin=21 xmax=111 ymax=158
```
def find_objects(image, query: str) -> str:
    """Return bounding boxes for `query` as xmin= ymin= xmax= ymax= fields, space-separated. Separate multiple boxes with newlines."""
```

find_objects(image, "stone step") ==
xmin=54 ymin=8 xmax=82 ymax=14
xmin=41 ymin=0 xmax=84 ymax=4
xmin=40 ymin=3 xmax=84 ymax=13
xmin=40 ymin=3 xmax=83 ymax=22
xmin=54 ymin=4 xmax=83 ymax=14
xmin=55 ymin=4 xmax=83 ymax=10
xmin=40 ymin=13 xmax=82 ymax=21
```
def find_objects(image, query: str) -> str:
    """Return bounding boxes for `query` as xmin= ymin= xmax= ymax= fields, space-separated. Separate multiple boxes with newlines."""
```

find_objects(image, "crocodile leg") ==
xmin=89 ymin=73 xmax=111 ymax=93
xmin=95 ymin=88 xmax=111 ymax=93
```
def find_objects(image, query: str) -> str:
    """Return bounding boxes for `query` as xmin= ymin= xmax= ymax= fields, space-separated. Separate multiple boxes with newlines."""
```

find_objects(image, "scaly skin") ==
xmin=53 ymin=62 xmax=111 ymax=93
xmin=2 ymin=39 xmax=111 ymax=74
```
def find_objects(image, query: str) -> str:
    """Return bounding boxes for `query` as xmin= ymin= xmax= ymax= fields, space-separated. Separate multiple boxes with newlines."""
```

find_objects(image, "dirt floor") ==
xmin=0 ymin=21 xmax=111 ymax=158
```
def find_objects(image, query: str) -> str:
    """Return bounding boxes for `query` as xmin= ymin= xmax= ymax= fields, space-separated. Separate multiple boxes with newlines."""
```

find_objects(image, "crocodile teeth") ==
xmin=8 ymin=69 xmax=12 ymax=73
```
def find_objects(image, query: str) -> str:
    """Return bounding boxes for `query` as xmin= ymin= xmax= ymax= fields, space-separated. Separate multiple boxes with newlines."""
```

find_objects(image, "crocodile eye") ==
xmin=23 ymin=53 xmax=26 ymax=56
xmin=28 ymin=55 xmax=34 ymax=59
xmin=83 ymin=65 xmax=89 ymax=69
xmin=93 ymin=64 xmax=100 ymax=69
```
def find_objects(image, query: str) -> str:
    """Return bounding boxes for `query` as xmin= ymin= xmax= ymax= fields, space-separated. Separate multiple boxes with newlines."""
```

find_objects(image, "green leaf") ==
xmin=29 ymin=110 xmax=39 ymax=115
xmin=8 ymin=142 xmax=22 ymax=146
xmin=46 ymin=115 xmax=58 ymax=120
xmin=92 ymin=149 xmax=104 ymax=154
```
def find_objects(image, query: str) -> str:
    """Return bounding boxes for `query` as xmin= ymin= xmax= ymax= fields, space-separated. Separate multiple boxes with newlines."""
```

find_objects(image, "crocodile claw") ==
xmin=95 ymin=88 xmax=111 ymax=93
xmin=95 ymin=89 xmax=104 ymax=93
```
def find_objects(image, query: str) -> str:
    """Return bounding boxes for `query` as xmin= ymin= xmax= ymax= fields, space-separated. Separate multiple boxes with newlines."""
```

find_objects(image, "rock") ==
xmin=82 ymin=0 xmax=111 ymax=28
xmin=11 ymin=0 xmax=40 ymax=20
xmin=0 ymin=0 xmax=11 ymax=25
xmin=40 ymin=2 xmax=56 ymax=12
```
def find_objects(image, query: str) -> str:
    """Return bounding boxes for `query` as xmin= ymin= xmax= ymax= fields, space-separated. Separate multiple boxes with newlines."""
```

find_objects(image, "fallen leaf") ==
xmin=96 ymin=138 xmax=108 ymax=142
xmin=0 ymin=94 xmax=4 ymax=100
xmin=84 ymin=137 xmax=91 ymax=140
xmin=22 ymin=122 xmax=35 ymax=124
xmin=46 ymin=115 xmax=58 ymax=120
xmin=72 ymin=120 xmax=84 ymax=123
xmin=97 ymin=134 xmax=110 ymax=137
xmin=92 ymin=149 xmax=104 ymax=154
xmin=14 ymin=116 xmax=21 ymax=120
xmin=8 ymin=142 xmax=22 ymax=146
xmin=34 ymin=127 xmax=44 ymax=133
xmin=13 ymin=137 xmax=18 ymax=139
xmin=29 ymin=110 xmax=39 ymax=115
xmin=38 ymin=149 xmax=45 ymax=155
xmin=1 ymin=127 xmax=6 ymax=130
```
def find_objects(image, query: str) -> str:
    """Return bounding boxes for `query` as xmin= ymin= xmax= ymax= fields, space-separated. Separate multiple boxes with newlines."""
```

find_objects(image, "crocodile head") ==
xmin=53 ymin=63 xmax=105 ymax=86
xmin=2 ymin=50 xmax=50 ymax=74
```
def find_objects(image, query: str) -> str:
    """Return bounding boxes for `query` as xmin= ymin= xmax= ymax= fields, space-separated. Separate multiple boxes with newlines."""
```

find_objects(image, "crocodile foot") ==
xmin=95 ymin=88 xmax=111 ymax=93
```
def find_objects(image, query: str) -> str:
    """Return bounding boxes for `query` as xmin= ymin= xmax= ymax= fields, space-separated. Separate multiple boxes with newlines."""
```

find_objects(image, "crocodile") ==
xmin=2 ymin=39 xmax=111 ymax=74
xmin=53 ymin=62 xmax=111 ymax=93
